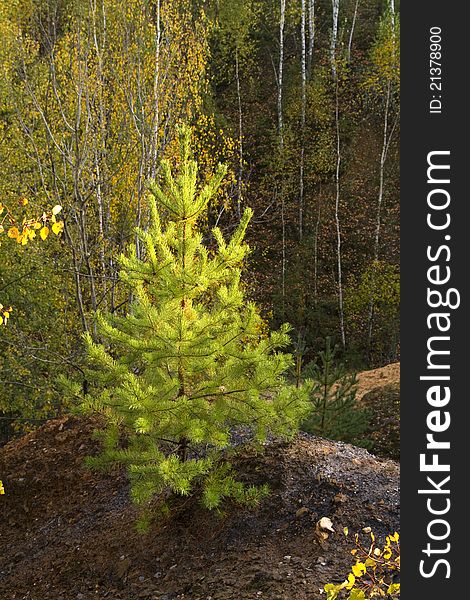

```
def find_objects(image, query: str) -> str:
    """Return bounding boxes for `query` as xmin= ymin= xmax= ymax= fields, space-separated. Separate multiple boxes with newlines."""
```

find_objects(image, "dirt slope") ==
xmin=355 ymin=362 xmax=400 ymax=402
xmin=0 ymin=415 xmax=399 ymax=600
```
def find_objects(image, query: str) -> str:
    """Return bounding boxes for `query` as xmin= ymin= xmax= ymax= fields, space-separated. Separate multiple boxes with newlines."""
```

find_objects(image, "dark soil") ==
xmin=0 ymin=416 xmax=399 ymax=600
xmin=360 ymin=383 xmax=400 ymax=461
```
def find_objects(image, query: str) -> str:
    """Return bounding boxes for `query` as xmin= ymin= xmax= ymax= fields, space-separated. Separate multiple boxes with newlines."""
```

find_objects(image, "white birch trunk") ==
xmin=347 ymin=0 xmax=359 ymax=63
xmin=334 ymin=81 xmax=346 ymax=348
xmin=235 ymin=47 xmax=244 ymax=219
xmin=278 ymin=0 xmax=286 ymax=150
xmin=299 ymin=0 xmax=307 ymax=240
xmin=278 ymin=0 xmax=286 ymax=310
xmin=149 ymin=0 xmax=161 ymax=181
xmin=367 ymin=1 xmax=397 ymax=355
xmin=331 ymin=0 xmax=340 ymax=79
xmin=308 ymin=0 xmax=315 ymax=75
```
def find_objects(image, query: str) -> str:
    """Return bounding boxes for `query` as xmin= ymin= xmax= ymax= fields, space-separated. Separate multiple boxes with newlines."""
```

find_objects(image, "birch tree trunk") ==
xmin=149 ymin=0 xmax=161 ymax=181
xmin=299 ymin=0 xmax=307 ymax=241
xmin=367 ymin=0 xmax=398 ymax=356
xmin=278 ymin=0 xmax=286 ymax=149
xmin=331 ymin=0 xmax=340 ymax=80
xmin=278 ymin=0 xmax=286 ymax=311
xmin=308 ymin=0 xmax=315 ymax=75
xmin=334 ymin=79 xmax=346 ymax=348
xmin=235 ymin=47 xmax=244 ymax=219
xmin=347 ymin=0 xmax=359 ymax=63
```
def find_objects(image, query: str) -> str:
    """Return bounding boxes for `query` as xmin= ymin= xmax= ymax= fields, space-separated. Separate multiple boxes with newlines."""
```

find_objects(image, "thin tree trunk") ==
xmin=331 ymin=0 xmax=340 ymax=80
xmin=235 ymin=47 xmax=244 ymax=219
xmin=91 ymin=0 xmax=108 ymax=308
xmin=334 ymin=80 xmax=345 ymax=348
xmin=149 ymin=0 xmax=161 ymax=181
xmin=313 ymin=185 xmax=321 ymax=304
xmin=307 ymin=0 xmax=315 ymax=75
xmin=299 ymin=0 xmax=307 ymax=241
xmin=347 ymin=0 xmax=359 ymax=63
xmin=278 ymin=0 xmax=286 ymax=312
xmin=278 ymin=0 xmax=286 ymax=148
xmin=367 ymin=0 xmax=397 ymax=356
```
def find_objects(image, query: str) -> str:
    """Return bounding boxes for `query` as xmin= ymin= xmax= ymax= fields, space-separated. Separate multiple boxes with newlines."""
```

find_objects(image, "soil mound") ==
xmin=1 ymin=416 xmax=399 ymax=600
xmin=355 ymin=362 xmax=400 ymax=402
xmin=353 ymin=363 xmax=400 ymax=460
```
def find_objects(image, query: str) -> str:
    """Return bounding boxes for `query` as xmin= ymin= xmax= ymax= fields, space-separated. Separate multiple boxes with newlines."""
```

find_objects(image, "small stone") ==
xmin=138 ymin=576 xmax=145 ymax=582
xmin=296 ymin=507 xmax=309 ymax=518
xmin=76 ymin=594 xmax=85 ymax=600
xmin=283 ymin=555 xmax=292 ymax=563
xmin=154 ymin=572 xmax=162 ymax=578
xmin=363 ymin=527 xmax=372 ymax=534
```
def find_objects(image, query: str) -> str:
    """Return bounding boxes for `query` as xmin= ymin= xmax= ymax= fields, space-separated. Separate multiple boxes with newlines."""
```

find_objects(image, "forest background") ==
xmin=0 ymin=0 xmax=399 ymax=437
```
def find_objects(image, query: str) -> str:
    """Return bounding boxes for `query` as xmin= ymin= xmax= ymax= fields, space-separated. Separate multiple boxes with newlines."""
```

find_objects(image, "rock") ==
xmin=315 ymin=517 xmax=335 ymax=541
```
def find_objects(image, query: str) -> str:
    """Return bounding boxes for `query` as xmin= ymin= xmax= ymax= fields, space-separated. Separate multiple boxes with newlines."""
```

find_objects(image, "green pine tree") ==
xmin=79 ymin=126 xmax=311 ymax=512
xmin=301 ymin=338 xmax=370 ymax=446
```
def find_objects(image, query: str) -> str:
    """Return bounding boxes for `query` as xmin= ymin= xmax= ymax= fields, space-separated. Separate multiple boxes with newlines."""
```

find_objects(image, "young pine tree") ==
xmin=301 ymin=338 xmax=370 ymax=446
xmin=80 ymin=127 xmax=311 ymax=511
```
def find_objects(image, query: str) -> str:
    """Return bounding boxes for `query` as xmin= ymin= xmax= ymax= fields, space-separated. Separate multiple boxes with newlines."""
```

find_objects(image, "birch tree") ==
xmin=347 ymin=0 xmax=359 ymax=63
xmin=330 ymin=0 xmax=340 ymax=79
xmin=364 ymin=3 xmax=400 ymax=355
xmin=299 ymin=0 xmax=307 ymax=241
xmin=278 ymin=0 xmax=286 ymax=311
xmin=334 ymin=77 xmax=346 ymax=349
xmin=307 ymin=0 xmax=315 ymax=75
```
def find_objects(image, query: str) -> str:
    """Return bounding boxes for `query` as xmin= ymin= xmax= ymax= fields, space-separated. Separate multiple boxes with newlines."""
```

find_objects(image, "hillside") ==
xmin=0 ymin=416 xmax=399 ymax=600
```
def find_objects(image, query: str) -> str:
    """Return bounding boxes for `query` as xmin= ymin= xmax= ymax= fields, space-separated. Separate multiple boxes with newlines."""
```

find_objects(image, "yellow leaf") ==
xmin=345 ymin=573 xmax=356 ymax=590
xmin=40 ymin=226 xmax=50 ymax=240
xmin=0 ymin=224 xmax=4 ymax=233
xmin=350 ymin=590 xmax=366 ymax=600
xmin=33 ymin=221 xmax=42 ymax=229
xmin=0 ymin=480 xmax=4 ymax=494
xmin=387 ymin=583 xmax=400 ymax=595
xmin=343 ymin=527 xmax=349 ymax=536
xmin=7 ymin=226 xmax=20 ymax=239
xmin=351 ymin=562 xmax=367 ymax=578
xmin=52 ymin=221 xmax=64 ymax=235
xmin=52 ymin=204 xmax=62 ymax=215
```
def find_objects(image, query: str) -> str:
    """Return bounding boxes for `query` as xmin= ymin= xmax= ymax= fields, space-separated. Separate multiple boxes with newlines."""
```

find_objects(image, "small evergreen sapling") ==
xmin=80 ymin=127 xmax=310 ymax=511
xmin=302 ymin=338 xmax=370 ymax=446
